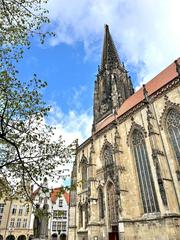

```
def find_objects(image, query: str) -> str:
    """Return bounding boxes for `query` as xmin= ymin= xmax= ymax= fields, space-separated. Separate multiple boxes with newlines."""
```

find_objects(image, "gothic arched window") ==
xmin=102 ymin=144 xmax=114 ymax=180
xmin=98 ymin=188 xmax=104 ymax=219
xmin=79 ymin=205 xmax=83 ymax=228
xmin=132 ymin=129 xmax=159 ymax=213
xmin=166 ymin=109 xmax=180 ymax=166
xmin=84 ymin=202 xmax=88 ymax=228
xmin=107 ymin=182 xmax=117 ymax=224
xmin=82 ymin=162 xmax=87 ymax=189
xmin=80 ymin=155 xmax=87 ymax=190
xmin=103 ymin=144 xmax=113 ymax=166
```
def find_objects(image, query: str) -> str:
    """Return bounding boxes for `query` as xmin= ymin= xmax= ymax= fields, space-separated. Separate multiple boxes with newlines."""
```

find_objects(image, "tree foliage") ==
xmin=0 ymin=0 xmax=53 ymax=67
xmin=0 ymin=0 xmax=73 ymax=200
xmin=0 ymin=72 xmax=73 ymax=199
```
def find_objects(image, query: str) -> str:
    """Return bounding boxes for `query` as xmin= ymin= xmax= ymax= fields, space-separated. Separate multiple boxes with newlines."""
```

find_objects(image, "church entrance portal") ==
xmin=109 ymin=232 xmax=119 ymax=240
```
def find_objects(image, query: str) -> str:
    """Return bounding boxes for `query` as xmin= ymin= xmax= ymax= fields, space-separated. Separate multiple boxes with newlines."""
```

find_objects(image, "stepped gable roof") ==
xmin=51 ymin=187 xmax=70 ymax=205
xmin=95 ymin=58 xmax=180 ymax=133
xmin=32 ymin=187 xmax=70 ymax=204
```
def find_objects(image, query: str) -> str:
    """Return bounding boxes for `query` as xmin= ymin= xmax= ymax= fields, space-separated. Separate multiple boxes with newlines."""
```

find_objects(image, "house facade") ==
xmin=0 ymin=198 xmax=32 ymax=240
xmin=31 ymin=184 xmax=69 ymax=240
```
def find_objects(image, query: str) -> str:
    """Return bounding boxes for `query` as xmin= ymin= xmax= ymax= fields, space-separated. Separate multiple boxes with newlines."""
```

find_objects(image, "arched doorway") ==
xmin=51 ymin=233 xmax=58 ymax=240
xmin=0 ymin=235 xmax=3 ymax=240
xmin=17 ymin=235 xmax=26 ymax=240
xmin=6 ymin=235 xmax=15 ymax=240
xmin=60 ymin=234 xmax=66 ymax=240
xmin=28 ymin=235 xmax=33 ymax=240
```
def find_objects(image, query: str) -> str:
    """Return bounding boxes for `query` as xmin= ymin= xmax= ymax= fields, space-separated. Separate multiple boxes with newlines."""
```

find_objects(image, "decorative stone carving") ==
xmin=159 ymin=95 xmax=180 ymax=130
xmin=127 ymin=120 xmax=147 ymax=146
xmin=174 ymin=59 xmax=180 ymax=76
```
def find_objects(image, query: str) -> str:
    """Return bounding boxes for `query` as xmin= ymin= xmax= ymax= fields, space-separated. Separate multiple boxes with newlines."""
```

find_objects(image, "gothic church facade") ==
xmin=68 ymin=25 xmax=180 ymax=240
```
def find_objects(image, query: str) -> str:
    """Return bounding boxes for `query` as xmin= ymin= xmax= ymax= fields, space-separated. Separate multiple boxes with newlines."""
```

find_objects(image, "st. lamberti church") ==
xmin=68 ymin=25 xmax=180 ymax=240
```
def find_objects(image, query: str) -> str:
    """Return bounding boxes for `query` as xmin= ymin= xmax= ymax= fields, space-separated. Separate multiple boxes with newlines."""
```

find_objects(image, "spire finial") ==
xmin=104 ymin=24 xmax=109 ymax=30
xmin=101 ymin=25 xmax=120 ymax=70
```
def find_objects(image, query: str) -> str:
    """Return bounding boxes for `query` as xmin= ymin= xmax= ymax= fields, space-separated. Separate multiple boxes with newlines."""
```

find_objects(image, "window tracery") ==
xmin=98 ymin=188 xmax=104 ymax=219
xmin=82 ymin=163 xmax=87 ymax=189
xmin=102 ymin=144 xmax=114 ymax=181
xmin=79 ymin=205 xmax=83 ymax=228
xmin=103 ymin=145 xmax=113 ymax=166
xmin=132 ymin=129 xmax=159 ymax=213
xmin=166 ymin=109 xmax=180 ymax=166
xmin=80 ymin=154 xmax=88 ymax=190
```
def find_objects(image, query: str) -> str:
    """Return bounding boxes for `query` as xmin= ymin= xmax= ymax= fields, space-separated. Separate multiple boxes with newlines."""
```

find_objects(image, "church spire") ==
xmin=93 ymin=25 xmax=134 ymax=126
xmin=101 ymin=24 xmax=121 ymax=70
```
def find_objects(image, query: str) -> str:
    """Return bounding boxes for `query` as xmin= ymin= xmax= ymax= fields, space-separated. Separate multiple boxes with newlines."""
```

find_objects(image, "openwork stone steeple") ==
xmin=93 ymin=25 xmax=134 ymax=124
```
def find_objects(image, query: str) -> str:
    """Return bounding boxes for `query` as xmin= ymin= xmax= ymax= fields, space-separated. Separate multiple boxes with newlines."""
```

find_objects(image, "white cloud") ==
xmin=49 ymin=103 xmax=93 ymax=145
xmin=47 ymin=0 xmax=180 ymax=87
xmin=45 ymin=103 xmax=92 ymax=187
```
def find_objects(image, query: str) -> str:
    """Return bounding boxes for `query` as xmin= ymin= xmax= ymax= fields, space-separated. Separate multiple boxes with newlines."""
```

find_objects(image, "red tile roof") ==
xmin=32 ymin=187 xmax=70 ymax=205
xmin=50 ymin=187 xmax=70 ymax=205
xmin=95 ymin=58 xmax=180 ymax=133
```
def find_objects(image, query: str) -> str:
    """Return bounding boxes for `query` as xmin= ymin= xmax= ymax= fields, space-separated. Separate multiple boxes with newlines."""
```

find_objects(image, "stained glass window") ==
xmin=167 ymin=109 xmax=180 ymax=166
xmin=98 ymin=189 xmax=104 ymax=219
xmin=79 ymin=205 xmax=83 ymax=228
xmin=103 ymin=144 xmax=114 ymax=180
xmin=132 ymin=129 xmax=159 ymax=213
xmin=103 ymin=145 xmax=113 ymax=166
xmin=82 ymin=163 xmax=87 ymax=189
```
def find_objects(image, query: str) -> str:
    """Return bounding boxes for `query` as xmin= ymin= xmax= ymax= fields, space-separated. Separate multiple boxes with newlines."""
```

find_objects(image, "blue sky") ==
xmin=16 ymin=0 xmax=180 ymax=187
xmin=17 ymin=0 xmax=180 ymax=145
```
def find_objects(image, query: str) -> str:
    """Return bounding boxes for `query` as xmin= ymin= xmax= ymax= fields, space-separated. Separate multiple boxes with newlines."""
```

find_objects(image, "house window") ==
xmin=0 ymin=204 xmax=5 ymax=214
xmin=24 ymin=205 xmax=29 ymax=216
xmin=16 ymin=218 xmax=21 ymax=228
xmin=53 ymin=210 xmax=58 ymax=218
xmin=62 ymin=211 xmax=67 ymax=219
xmin=57 ymin=221 xmax=61 ymax=231
xmin=9 ymin=218 xmax=15 ymax=228
xmin=166 ymin=109 xmax=180 ymax=166
xmin=22 ymin=219 xmax=27 ymax=228
xmin=53 ymin=210 xmax=67 ymax=219
xmin=12 ymin=205 xmax=17 ymax=215
xmin=132 ymin=129 xmax=159 ymax=213
xmin=59 ymin=199 xmax=63 ymax=207
xmin=18 ymin=206 xmax=23 ymax=216
xmin=0 ymin=216 xmax=2 ymax=225
xmin=62 ymin=222 xmax=66 ymax=231
xmin=52 ymin=221 xmax=57 ymax=231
